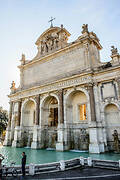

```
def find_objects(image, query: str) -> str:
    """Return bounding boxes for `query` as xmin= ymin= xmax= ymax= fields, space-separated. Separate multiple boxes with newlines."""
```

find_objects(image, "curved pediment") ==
xmin=34 ymin=25 xmax=71 ymax=59
xmin=35 ymin=26 xmax=71 ymax=45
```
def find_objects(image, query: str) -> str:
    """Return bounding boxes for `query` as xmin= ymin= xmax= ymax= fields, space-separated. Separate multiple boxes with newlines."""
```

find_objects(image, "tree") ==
xmin=0 ymin=107 xmax=8 ymax=135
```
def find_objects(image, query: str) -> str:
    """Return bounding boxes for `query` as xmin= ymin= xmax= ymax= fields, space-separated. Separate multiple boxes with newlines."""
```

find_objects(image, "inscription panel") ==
xmin=10 ymin=75 xmax=92 ymax=101
xmin=101 ymin=81 xmax=117 ymax=100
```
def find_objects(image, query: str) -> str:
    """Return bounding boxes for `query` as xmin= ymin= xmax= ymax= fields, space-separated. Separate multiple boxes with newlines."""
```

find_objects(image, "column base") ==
xmin=56 ymin=142 xmax=66 ymax=151
xmin=12 ymin=140 xmax=22 ymax=147
xmin=12 ymin=126 xmax=23 ymax=147
xmin=3 ymin=127 xmax=12 ymax=146
xmin=89 ymin=123 xmax=105 ymax=154
xmin=31 ymin=125 xmax=42 ymax=149
xmin=31 ymin=141 xmax=43 ymax=149
xmin=56 ymin=124 xmax=69 ymax=151
xmin=89 ymin=143 xmax=100 ymax=153
xmin=89 ymin=143 xmax=105 ymax=154
xmin=3 ymin=140 xmax=11 ymax=146
xmin=99 ymin=143 xmax=105 ymax=153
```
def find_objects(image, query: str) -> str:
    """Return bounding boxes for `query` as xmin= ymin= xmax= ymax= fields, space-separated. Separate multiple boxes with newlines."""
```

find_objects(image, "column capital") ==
xmin=115 ymin=76 xmax=120 ymax=82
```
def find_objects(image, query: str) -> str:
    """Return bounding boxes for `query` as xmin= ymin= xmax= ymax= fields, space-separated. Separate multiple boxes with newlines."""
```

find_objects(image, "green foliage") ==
xmin=0 ymin=107 xmax=8 ymax=135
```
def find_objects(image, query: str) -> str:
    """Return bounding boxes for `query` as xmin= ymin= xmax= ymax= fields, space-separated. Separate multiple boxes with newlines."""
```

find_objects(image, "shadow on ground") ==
xmin=3 ymin=167 xmax=120 ymax=180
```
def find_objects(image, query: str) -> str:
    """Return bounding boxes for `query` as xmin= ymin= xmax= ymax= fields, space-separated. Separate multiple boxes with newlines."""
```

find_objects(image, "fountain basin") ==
xmin=0 ymin=146 xmax=120 ymax=165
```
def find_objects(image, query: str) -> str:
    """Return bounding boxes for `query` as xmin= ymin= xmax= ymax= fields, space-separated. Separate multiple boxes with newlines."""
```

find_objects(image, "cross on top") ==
xmin=48 ymin=17 xmax=55 ymax=28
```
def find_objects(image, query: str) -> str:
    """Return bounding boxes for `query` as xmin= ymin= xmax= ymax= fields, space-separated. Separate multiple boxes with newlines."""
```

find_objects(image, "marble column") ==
xmin=3 ymin=101 xmax=13 ymax=146
xmin=12 ymin=100 xmax=22 ymax=147
xmin=17 ymin=100 xmax=22 ymax=126
xmin=31 ymin=95 xmax=41 ymax=149
xmin=116 ymin=77 xmax=120 ymax=99
xmin=88 ymin=84 xmax=96 ymax=121
xmin=88 ymin=83 xmax=105 ymax=153
xmin=35 ymin=95 xmax=40 ymax=125
xmin=8 ymin=101 xmax=13 ymax=128
xmin=58 ymin=89 xmax=64 ymax=124
xmin=56 ymin=89 xmax=68 ymax=151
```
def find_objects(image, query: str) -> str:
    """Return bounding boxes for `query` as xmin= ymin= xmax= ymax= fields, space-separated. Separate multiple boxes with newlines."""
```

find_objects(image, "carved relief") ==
xmin=111 ymin=46 xmax=118 ymax=56
xmin=81 ymin=24 xmax=89 ymax=34
xmin=11 ymin=81 xmax=16 ymax=90
xmin=10 ymin=81 xmax=16 ymax=94
xmin=40 ymin=32 xmax=66 ymax=55
xmin=63 ymin=89 xmax=68 ymax=95
xmin=112 ymin=130 xmax=120 ymax=153
xmin=35 ymin=26 xmax=70 ymax=58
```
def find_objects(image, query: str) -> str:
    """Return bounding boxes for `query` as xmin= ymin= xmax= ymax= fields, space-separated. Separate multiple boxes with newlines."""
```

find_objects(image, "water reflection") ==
xmin=0 ymin=146 xmax=120 ymax=165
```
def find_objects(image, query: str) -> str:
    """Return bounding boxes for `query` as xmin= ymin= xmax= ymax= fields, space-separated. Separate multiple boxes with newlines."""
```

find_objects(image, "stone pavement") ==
xmin=3 ymin=167 xmax=120 ymax=180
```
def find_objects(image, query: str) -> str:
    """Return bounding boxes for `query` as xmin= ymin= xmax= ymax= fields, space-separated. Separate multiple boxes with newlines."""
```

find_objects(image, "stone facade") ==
xmin=4 ymin=24 xmax=120 ymax=153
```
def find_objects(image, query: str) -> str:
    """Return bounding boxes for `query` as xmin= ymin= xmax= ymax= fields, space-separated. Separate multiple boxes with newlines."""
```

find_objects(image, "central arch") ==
xmin=41 ymin=95 xmax=58 ymax=148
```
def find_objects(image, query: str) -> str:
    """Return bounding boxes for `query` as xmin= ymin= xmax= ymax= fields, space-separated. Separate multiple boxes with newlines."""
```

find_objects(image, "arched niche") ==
xmin=40 ymin=95 xmax=58 ymax=148
xmin=41 ymin=96 xmax=58 ymax=127
xmin=65 ymin=90 xmax=89 ymax=150
xmin=105 ymin=103 xmax=120 ymax=150
xmin=22 ymin=100 xmax=36 ymax=127
xmin=66 ymin=90 xmax=88 ymax=124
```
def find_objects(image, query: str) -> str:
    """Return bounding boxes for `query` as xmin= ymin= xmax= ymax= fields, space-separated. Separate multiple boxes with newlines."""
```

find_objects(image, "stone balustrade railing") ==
xmin=3 ymin=157 xmax=120 ymax=177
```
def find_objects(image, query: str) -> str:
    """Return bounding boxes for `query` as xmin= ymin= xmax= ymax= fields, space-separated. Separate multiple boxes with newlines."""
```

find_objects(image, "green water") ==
xmin=0 ymin=146 xmax=120 ymax=165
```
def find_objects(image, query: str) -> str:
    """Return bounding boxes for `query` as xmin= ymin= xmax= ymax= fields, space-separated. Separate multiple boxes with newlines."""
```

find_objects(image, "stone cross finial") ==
xmin=48 ymin=17 xmax=55 ymax=28
xmin=111 ymin=46 xmax=118 ymax=55
xmin=81 ymin=24 xmax=89 ymax=34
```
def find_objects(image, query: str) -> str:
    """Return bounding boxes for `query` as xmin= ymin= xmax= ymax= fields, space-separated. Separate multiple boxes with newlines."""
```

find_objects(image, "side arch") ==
xmin=64 ymin=87 xmax=91 ymax=125
xmin=104 ymin=103 xmax=120 ymax=151
xmin=21 ymin=98 xmax=37 ymax=127
xmin=64 ymin=87 xmax=90 ymax=150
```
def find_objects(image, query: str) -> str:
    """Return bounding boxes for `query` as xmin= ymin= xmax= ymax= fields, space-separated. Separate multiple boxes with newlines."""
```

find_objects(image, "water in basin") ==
xmin=0 ymin=146 xmax=120 ymax=165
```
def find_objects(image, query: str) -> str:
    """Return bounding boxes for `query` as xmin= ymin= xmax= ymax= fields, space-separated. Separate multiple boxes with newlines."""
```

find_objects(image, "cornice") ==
xmin=8 ymin=69 xmax=93 ymax=99
xmin=93 ymin=65 xmax=120 ymax=76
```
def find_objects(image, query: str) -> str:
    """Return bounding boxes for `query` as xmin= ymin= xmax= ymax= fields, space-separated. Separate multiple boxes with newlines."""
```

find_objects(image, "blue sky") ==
xmin=0 ymin=0 xmax=120 ymax=110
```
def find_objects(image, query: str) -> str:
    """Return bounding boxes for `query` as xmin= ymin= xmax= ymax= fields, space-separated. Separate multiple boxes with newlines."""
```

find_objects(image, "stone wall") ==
xmin=23 ymin=45 xmax=87 ymax=87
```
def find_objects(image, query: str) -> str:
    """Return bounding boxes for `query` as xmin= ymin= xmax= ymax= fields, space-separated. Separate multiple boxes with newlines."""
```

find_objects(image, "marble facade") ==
xmin=4 ymin=24 xmax=120 ymax=153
